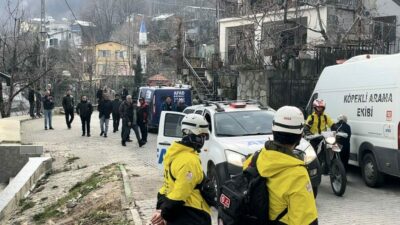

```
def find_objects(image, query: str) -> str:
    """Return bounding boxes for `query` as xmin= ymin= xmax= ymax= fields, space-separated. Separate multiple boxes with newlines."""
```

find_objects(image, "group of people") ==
xmin=32 ymin=85 xmax=149 ymax=148
xmin=161 ymin=96 xmax=187 ymax=112
xmin=151 ymin=98 xmax=351 ymax=225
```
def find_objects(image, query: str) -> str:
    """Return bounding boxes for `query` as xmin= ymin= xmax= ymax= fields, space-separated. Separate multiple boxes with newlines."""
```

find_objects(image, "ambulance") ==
xmin=306 ymin=53 xmax=400 ymax=187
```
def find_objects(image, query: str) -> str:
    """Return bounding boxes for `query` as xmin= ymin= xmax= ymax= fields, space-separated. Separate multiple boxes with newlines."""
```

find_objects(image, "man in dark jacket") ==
xmin=76 ymin=95 xmax=93 ymax=137
xmin=28 ymin=87 xmax=35 ymax=118
xmin=332 ymin=114 xmax=352 ymax=170
xmin=175 ymin=99 xmax=187 ymax=112
xmin=98 ymin=93 xmax=113 ymax=137
xmin=43 ymin=91 xmax=55 ymax=130
xmin=35 ymin=88 xmax=42 ymax=118
xmin=131 ymin=98 xmax=144 ymax=147
xmin=62 ymin=89 xmax=75 ymax=129
xmin=112 ymin=94 xmax=122 ymax=133
xmin=137 ymin=97 xmax=149 ymax=143
xmin=161 ymin=96 xmax=174 ymax=111
xmin=120 ymin=95 xmax=143 ymax=147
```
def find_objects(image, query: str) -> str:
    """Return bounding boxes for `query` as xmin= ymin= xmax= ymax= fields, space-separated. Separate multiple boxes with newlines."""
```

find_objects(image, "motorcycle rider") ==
xmin=305 ymin=99 xmax=334 ymax=150
xmin=151 ymin=114 xmax=211 ymax=225
xmin=244 ymin=106 xmax=318 ymax=225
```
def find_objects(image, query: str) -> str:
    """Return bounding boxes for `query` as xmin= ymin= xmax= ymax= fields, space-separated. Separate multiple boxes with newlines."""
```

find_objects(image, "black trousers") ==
xmin=36 ymin=102 xmax=42 ymax=116
xmin=138 ymin=122 xmax=148 ymax=142
xmin=29 ymin=101 xmax=35 ymax=117
xmin=65 ymin=108 xmax=74 ymax=128
xmin=121 ymin=119 xmax=141 ymax=143
xmin=112 ymin=113 xmax=120 ymax=132
xmin=80 ymin=116 xmax=91 ymax=134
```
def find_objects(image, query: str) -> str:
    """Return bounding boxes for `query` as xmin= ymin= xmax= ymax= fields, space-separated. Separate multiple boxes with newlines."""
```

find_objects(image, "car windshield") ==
xmin=215 ymin=111 xmax=274 ymax=137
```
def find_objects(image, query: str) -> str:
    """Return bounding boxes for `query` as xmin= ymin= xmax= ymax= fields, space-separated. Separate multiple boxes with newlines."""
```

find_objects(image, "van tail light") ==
xmin=398 ymin=122 xmax=400 ymax=149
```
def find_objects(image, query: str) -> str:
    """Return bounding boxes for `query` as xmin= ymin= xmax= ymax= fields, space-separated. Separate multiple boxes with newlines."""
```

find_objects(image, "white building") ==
xmin=20 ymin=17 xmax=94 ymax=49
xmin=218 ymin=0 xmax=400 ymax=65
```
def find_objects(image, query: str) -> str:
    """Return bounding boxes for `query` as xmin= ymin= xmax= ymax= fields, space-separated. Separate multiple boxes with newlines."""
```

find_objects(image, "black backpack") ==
xmin=218 ymin=150 xmax=287 ymax=225
xmin=169 ymin=163 xmax=217 ymax=207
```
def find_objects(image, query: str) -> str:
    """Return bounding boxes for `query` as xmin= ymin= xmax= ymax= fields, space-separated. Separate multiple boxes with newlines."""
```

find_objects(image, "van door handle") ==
xmin=159 ymin=142 xmax=171 ymax=146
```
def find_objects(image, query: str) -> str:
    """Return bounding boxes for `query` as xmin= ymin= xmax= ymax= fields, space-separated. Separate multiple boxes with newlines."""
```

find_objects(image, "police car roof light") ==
xmin=230 ymin=102 xmax=246 ymax=108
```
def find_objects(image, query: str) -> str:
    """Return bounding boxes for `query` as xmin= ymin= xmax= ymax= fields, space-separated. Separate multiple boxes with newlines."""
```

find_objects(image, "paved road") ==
xmin=17 ymin=114 xmax=400 ymax=225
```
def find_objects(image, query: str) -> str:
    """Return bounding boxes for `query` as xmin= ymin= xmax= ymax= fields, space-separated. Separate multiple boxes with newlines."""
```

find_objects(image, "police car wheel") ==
xmin=362 ymin=153 xmax=384 ymax=188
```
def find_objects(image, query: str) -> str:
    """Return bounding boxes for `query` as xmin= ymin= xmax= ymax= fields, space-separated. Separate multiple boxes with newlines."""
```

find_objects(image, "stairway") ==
xmin=183 ymin=57 xmax=214 ymax=100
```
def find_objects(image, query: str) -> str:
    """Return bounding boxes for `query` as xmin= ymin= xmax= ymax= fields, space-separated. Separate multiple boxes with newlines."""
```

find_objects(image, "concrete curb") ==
xmin=0 ymin=157 xmax=52 ymax=222
xmin=119 ymin=164 xmax=143 ymax=225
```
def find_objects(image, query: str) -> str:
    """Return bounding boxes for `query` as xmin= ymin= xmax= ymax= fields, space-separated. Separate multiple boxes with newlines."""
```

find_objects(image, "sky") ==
xmin=0 ymin=0 xmax=82 ymax=22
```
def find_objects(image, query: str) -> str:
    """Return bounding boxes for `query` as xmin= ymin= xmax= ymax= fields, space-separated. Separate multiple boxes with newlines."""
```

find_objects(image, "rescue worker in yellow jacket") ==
xmin=305 ymin=99 xmax=334 ymax=135
xmin=244 ymin=106 xmax=318 ymax=225
xmin=305 ymin=99 xmax=334 ymax=151
xmin=151 ymin=114 xmax=211 ymax=225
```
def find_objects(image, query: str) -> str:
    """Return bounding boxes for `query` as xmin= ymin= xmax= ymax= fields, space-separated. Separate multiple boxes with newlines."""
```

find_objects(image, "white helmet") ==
xmin=272 ymin=106 xmax=304 ymax=134
xmin=181 ymin=114 xmax=209 ymax=135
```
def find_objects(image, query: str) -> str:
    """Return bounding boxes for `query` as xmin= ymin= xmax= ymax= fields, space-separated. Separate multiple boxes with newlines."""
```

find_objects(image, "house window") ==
xmin=98 ymin=50 xmax=111 ymax=58
xmin=49 ymin=38 xmax=58 ymax=47
xmin=115 ymin=51 xmax=127 ymax=59
xmin=373 ymin=16 xmax=397 ymax=42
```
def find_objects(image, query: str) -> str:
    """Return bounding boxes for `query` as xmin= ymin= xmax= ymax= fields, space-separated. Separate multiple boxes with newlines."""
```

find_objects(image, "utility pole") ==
xmin=40 ymin=0 xmax=47 ymax=88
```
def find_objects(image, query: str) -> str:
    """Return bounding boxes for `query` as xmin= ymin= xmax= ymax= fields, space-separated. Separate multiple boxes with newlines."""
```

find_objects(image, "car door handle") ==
xmin=159 ymin=142 xmax=171 ymax=146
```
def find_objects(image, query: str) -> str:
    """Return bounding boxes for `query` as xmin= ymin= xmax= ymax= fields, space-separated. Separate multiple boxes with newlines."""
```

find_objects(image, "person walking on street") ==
xmin=131 ymin=98 xmax=144 ymax=147
xmin=151 ymin=114 xmax=211 ymax=225
xmin=137 ymin=97 xmax=149 ymax=143
xmin=98 ymin=93 xmax=113 ymax=137
xmin=112 ymin=94 xmax=122 ymax=133
xmin=28 ymin=87 xmax=35 ymax=118
xmin=76 ymin=95 xmax=93 ymax=137
xmin=62 ymin=89 xmax=75 ymax=129
xmin=43 ymin=91 xmax=55 ymax=130
xmin=243 ymin=106 xmax=318 ymax=225
xmin=120 ymin=95 xmax=143 ymax=147
xmin=161 ymin=96 xmax=174 ymax=111
xmin=35 ymin=88 xmax=42 ymax=118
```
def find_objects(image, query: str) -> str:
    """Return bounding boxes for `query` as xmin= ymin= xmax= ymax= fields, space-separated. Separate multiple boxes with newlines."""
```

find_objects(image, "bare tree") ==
xmin=0 ymin=0 xmax=54 ymax=117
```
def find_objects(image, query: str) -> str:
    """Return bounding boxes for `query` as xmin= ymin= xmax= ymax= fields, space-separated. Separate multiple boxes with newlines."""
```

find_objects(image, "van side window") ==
xmin=306 ymin=93 xmax=318 ymax=117
xmin=205 ymin=113 xmax=212 ymax=132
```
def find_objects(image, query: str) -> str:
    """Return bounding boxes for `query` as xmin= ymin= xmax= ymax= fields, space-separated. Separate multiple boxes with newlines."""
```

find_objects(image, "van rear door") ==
xmin=157 ymin=111 xmax=186 ymax=169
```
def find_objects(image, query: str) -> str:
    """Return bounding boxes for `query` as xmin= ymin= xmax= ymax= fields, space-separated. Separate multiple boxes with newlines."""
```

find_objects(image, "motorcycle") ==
xmin=305 ymin=131 xmax=348 ymax=196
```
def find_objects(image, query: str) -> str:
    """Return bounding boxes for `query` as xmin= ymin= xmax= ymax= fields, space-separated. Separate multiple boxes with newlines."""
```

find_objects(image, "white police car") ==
xmin=157 ymin=101 xmax=321 ymax=194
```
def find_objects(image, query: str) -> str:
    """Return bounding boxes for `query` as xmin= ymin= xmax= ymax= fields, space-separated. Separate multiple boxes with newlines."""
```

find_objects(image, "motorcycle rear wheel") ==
xmin=330 ymin=158 xmax=347 ymax=196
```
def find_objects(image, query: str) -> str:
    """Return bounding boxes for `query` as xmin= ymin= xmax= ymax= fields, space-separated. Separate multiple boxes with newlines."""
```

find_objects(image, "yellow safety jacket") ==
xmin=244 ymin=147 xmax=318 ymax=225
xmin=306 ymin=112 xmax=334 ymax=134
xmin=159 ymin=141 xmax=211 ymax=215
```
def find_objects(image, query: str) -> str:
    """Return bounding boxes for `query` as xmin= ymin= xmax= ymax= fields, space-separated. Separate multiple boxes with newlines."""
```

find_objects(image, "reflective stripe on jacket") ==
xmin=159 ymin=141 xmax=211 ymax=215
xmin=306 ymin=112 xmax=334 ymax=134
xmin=244 ymin=147 xmax=318 ymax=225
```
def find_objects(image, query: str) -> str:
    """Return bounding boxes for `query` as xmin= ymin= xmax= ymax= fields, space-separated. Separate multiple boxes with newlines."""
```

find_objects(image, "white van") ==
xmin=306 ymin=53 xmax=400 ymax=187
